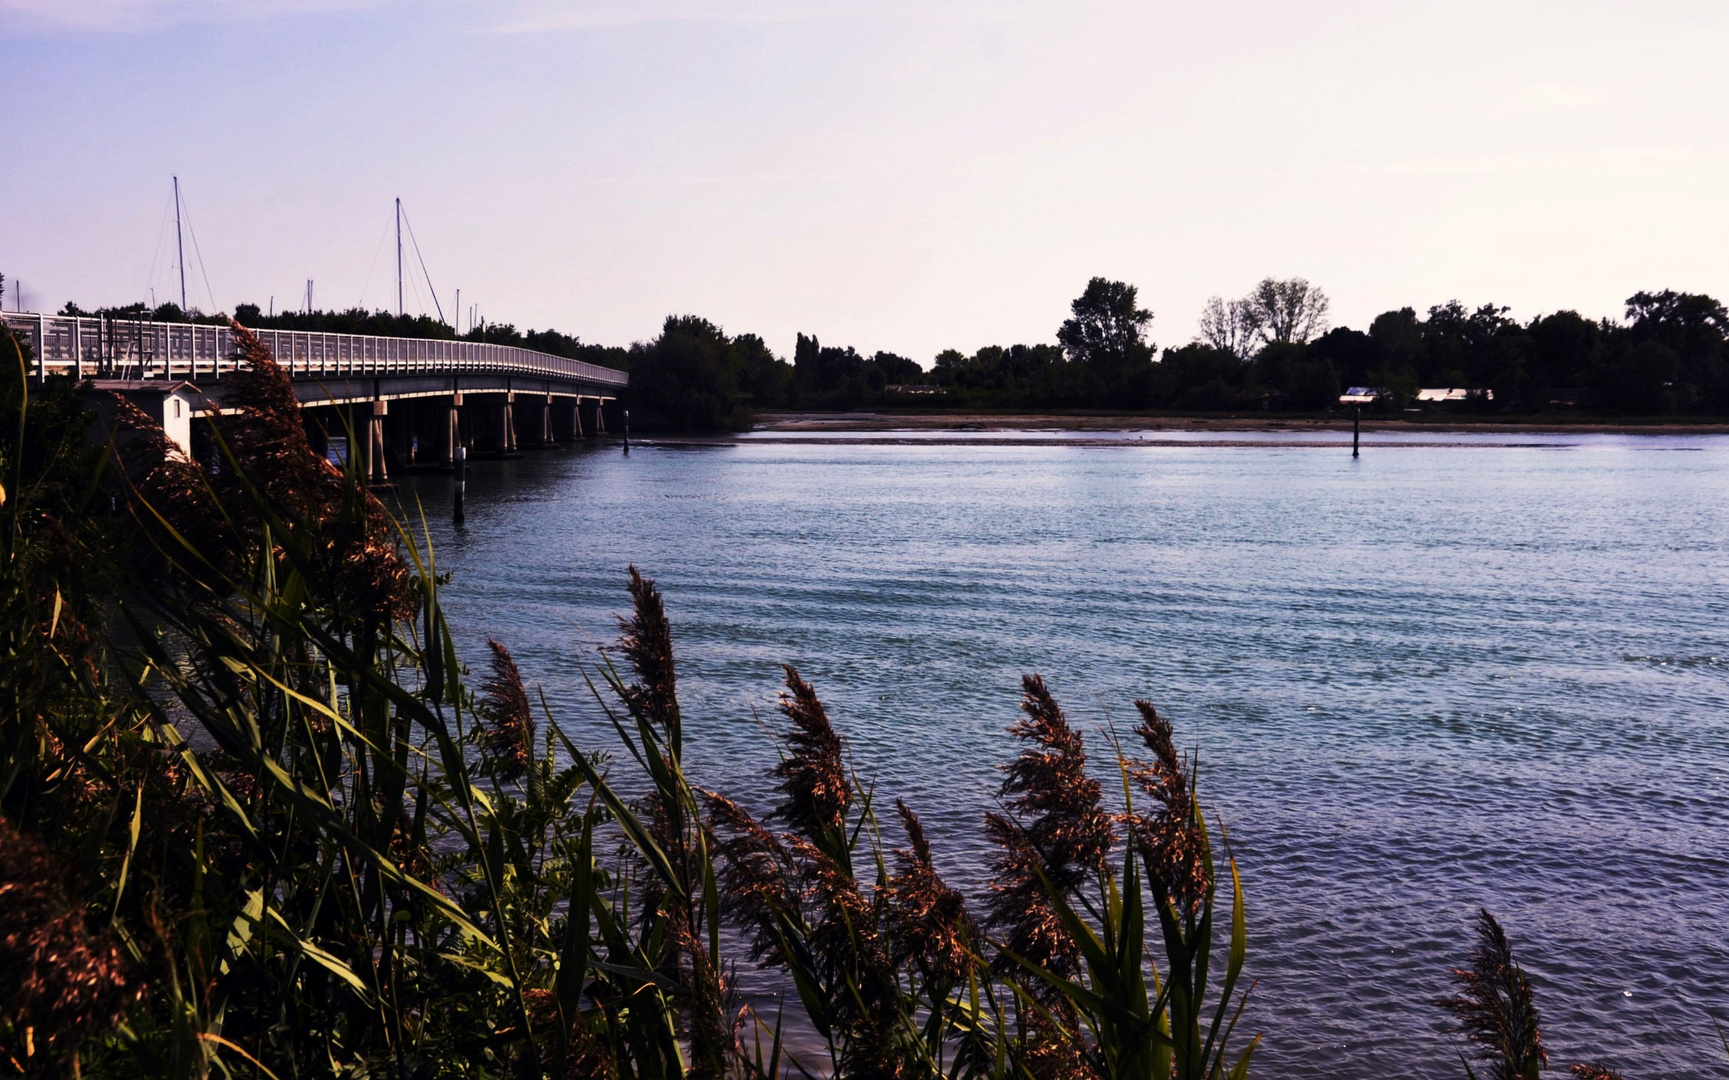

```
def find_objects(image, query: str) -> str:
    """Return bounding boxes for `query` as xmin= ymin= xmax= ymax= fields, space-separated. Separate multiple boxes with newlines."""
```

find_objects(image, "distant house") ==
xmin=1338 ymin=387 xmax=1387 ymax=405
xmin=1416 ymin=387 xmax=1493 ymax=403
xmin=885 ymin=384 xmax=943 ymax=395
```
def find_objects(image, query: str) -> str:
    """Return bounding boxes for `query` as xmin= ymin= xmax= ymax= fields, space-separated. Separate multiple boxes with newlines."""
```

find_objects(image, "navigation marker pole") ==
xmin=1353 ymin=407 xmax=1360 ymax=459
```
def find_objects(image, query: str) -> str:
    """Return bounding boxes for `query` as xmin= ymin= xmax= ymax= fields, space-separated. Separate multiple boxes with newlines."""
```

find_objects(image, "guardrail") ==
xmin=0 ymin=312 xmax=629 ymax=389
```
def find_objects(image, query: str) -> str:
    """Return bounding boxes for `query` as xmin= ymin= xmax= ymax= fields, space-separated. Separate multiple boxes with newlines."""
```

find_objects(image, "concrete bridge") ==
xmin=1 ymin=311 xmax=629 ymax=481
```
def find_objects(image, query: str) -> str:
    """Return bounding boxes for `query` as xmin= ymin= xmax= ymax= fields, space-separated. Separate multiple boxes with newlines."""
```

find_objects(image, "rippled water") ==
xmin=404 ymin=430 xmax=1729 ymax=1079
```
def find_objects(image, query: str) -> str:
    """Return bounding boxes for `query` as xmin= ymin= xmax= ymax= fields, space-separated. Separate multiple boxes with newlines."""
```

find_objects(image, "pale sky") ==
xmin=4 ymin=0 xmax=1726 ymax=363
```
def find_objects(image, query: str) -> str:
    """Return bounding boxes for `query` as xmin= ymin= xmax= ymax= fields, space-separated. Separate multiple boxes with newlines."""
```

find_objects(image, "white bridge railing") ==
xmin=0 ymin=312 xmax=629 ymax=389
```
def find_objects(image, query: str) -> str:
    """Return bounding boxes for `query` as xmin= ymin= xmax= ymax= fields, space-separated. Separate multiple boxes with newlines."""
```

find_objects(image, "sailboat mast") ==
xmin=395 ymin=197 xmax=403 ymax=317
xmin=174 ymin=176 xmax=187 ymax=312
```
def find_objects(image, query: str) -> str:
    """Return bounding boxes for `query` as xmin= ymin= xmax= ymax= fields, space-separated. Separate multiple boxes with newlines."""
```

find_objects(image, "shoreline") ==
xmin=749 ymin=410 xmax=1729 ymax=435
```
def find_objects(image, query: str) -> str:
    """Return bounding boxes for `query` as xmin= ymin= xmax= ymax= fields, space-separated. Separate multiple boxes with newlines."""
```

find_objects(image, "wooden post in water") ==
xmin=453 ymin=445 xmax=466 ymax=525
xmin=622 ymin=409 xmax=630 ymax=454
xmin=1353 ymin=407 xmax=1360 ymax=459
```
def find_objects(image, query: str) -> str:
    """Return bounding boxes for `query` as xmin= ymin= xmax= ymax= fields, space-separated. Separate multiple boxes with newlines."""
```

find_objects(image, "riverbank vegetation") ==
xmin=1 ymin=318 xmax=1678 ymax=1077
xmin=50 ymin=278 xmax=1729 ymax=432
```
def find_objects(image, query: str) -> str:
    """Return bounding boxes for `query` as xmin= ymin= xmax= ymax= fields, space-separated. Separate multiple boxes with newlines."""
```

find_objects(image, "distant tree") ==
xmin=1253 ymin=341 xmax=1339 ymax=410
xmin=1591 ymin=339 xmax=1679 ymax=414
xmin=1308 ymin=327 xmax=1377 ymax=389
xmin=1622 ymin=289 xmax=1727 ymax=408
xmin=1526 ymin=311 xmax=1600 ymax=403
xmin=1369 ymin=307 xmax=1423 ymax=375
xmin=1058 ymin=277 xmax=1155 ymax=406
xmin=1196 ymin=296 xmax=1261 ymax=360
xmin=1156 ymin=344 xmax=1253 ymax=411
xmin=1058 ymin=278 xmax=1153 ymax=367
xmin=1624 ymin=290 xmax=1727 ymax=359
xmin=732 ymin=333 xmax=794 ymax=407
xmin=930 ymin=343 xmax=1070 ymax=405
xmin=1245 ymin=277 xmax=1329 ymax=345
xmin=629 ymin=315 xmax=758 ymax=430
xmin=871 ymin=351 xmax=924 ymax=385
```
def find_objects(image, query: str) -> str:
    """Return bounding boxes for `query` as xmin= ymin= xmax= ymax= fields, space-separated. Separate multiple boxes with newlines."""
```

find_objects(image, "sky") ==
xmin=3 ymin=0 xmax=1726 ymax=364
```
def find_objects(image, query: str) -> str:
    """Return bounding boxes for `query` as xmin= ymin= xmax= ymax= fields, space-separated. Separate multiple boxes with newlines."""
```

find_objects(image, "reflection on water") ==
xmin=401 ymin=432 xmax=1729 ymax=1080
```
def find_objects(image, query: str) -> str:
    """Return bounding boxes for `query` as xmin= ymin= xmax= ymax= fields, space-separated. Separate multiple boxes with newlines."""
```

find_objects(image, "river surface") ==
xmin=404 ymin=429 xmax=1728 ymax=1079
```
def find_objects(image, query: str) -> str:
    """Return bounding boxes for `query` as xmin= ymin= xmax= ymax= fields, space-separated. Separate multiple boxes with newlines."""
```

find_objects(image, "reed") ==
xmin=1437 ymin=912 xmax=1645 ymax=1080
xmin=1440 ymin=909 xmax=1547 ymax=1080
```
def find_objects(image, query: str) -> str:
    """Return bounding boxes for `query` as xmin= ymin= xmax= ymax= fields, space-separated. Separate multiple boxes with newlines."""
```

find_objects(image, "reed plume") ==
xmin=773 ymin=664 xmax=849 ymax=839
xmin=1440 ymin=908 xmax=1548 ymax=1080
xmin=985 ymin=674 xmax=1114 ymax=976
xmin=479 ymin=637 xmax=534 ymax=781
xmin=617 ymin=564 xmax=680 ymax=745
xmin=1121 ymin=700 xmax=1211 ymax=916
xmin=0 ymin=816 xmax=141 ymax=1067
xmin=703 ymin=790 xmax=798 ymax=964
xmin=707 ymin=667 xmax=911 ymax=1077
xmin=220 ymin=320 xmax=333 ymax=524
xmin=610 ymin=565 xmax=730 ymax=1078
xmin=887 ymin=799 xmax=972 ymax=986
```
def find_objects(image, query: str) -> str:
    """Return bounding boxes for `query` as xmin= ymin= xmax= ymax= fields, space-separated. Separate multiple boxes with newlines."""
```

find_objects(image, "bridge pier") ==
xmin=443 ymin=392 xmax=463 ymax=466
xmin=534 ymin=393 xmax=555 ymax=448
xmin=495 ymin=392 xmax=518 ymax=455
xmin=568 ymin=398 xmax=584 ymax=440
xmin=366 ymin=400 xmax=389 ymax=484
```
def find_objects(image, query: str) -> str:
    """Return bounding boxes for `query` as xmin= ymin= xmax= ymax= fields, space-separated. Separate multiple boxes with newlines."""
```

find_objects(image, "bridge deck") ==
xmin=0 ymin=312 xmax=629 ymax=394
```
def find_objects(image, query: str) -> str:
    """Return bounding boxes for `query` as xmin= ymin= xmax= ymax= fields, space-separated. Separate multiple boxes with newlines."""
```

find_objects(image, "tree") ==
xmin=1156 ymin=343 xmax=1253 ymax=411
xmin=1058 ymin=278 xmax=1155 ymax=406
xmin=1057 ymin=278 xmax=1154 ymax=370
xmin=1196 ymin=296 xmax=1261 ymax=360
xmin=1246 ymin=277 xmax=1329 ymax=345
xmin=628 ymin=315 xmax=769 ymax=430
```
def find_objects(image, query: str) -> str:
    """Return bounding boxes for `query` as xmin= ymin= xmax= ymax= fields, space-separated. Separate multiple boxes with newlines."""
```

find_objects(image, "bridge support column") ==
xmin=569 ymin=398 xmax=583 ymax=439
xmin=443 ymin=393 xmax=462 ymax=465
xmin=366 ymin=400 xmax=389 ymax=484
xmin=538 ymin=394 xmax=554 ymax=447
xmin=498 ymin=393 xmax=518 ymax=454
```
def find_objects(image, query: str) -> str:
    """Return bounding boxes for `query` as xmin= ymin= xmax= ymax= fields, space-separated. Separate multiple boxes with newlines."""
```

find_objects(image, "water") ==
xmin=404 ymin=430 xmax=1729 ymax=1079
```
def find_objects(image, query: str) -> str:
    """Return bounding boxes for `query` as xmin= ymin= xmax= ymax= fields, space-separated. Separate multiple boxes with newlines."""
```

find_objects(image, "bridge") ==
xmin=1 ymin=311 xmax=630 ymax=481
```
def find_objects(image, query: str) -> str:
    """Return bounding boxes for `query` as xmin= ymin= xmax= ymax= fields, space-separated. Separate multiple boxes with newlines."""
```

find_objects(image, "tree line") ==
xmin=53 ymin=278 xmax=1729 ymax=429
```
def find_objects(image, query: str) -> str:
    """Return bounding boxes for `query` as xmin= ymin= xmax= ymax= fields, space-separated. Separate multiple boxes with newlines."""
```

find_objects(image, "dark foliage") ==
xmin=0 ymin=817 xmax=142 ymax=1067
xmin=626 ymin=316 xmax=780 ymax=430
